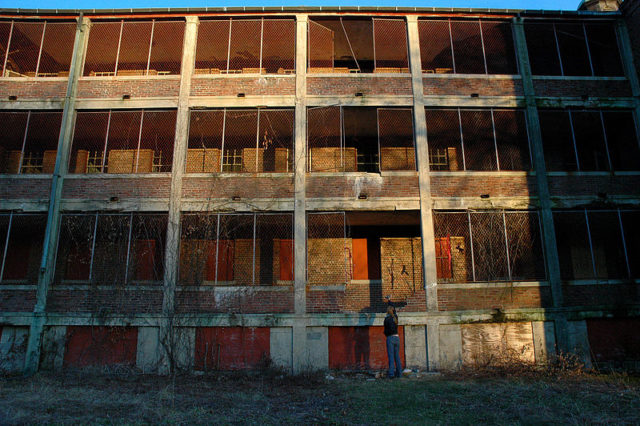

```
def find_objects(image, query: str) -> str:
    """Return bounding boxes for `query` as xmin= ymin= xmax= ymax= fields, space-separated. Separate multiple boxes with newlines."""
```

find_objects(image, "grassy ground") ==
xmin=0 ymin=369 xmax=638 ymax=424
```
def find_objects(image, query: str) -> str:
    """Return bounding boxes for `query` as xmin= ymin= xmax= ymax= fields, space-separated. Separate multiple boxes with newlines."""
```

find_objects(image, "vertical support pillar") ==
xmin=616 ymin=20 xmax=640 ymax=145
xmin=159 ymin=16 xmax=198 ymax=374
xmin=292 ymin=14 xmax=308 ymax=374
xmin=513 ymin=18 xmax=567 ymax=351
xmin=407 ymin=16 xmax=439 ymax=370
xmin=24 ymin=16 xmax=89 ymax=376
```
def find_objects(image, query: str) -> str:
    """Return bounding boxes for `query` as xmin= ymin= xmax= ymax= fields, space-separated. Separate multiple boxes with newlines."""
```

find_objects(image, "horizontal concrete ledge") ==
xmin=188 ymin=97 xmax=296 ymax=108
xmin=192 ymin=74 xmax=295 ymax=79
xmin=422 ymin=97 xmax=524 ymax=108
xmin=547 ymin=171 xmax=640 ymax=177
xmin=532 ymin=75 xmax=628 ymax=81
xmin=61 ymin=200 xmax=170 ymax=212
xmin=0 ymin=100 xmax=65 ymax=110
xmin=64 ymin=173 xmax=172 ymax=179
xmin=308 ymin=285 xmax=346 ymax=291
xmin=0 ymin=174 xmax=54 ymax=179
xmin=536 ymin=97 xmax=636 ymax=108
xmin=184 ymin=172 xmax=294 ymax=178
xmin=178 ymin=285 xmax=292 ymax=292
xmin=431 ymin=197 xmax=538 ymax=210
xmin=0 ymin=200 xmax=50 ymax=212
xmin=180 ymin=200 xmax=295 ymax=211
xmin=52 ymin=285 xmax=163 ymax=291
xmin=79 ymin=75 xmax=181 ymax=81
xmin=75 ymin=98 xmax=179 ymax=109
xmin=423 ymin=73 xmax=521 ymax=80
xmin=439 ymin=281 xmax=550 ymax=289
xmin=307 ymin=96 xmax=414 ymax=107
xmin=550 ymin=196 xmax=640 ymax=208
xmin=308 ymin=171 xmax=417 ymax=177
xmin=432 ymin=171 xmax=534 ymax=177
xmin=0 ymin=285 xmax=38 ymax=291
xmin=565 ymin=279 xmax=640 ymax=286
xmin=305 ymin=199 xmax=421 ymax=211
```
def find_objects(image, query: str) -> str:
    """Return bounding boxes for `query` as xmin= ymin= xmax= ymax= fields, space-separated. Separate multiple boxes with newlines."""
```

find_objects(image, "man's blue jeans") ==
xmin=386 ymin=335 xmax=402 ymax=378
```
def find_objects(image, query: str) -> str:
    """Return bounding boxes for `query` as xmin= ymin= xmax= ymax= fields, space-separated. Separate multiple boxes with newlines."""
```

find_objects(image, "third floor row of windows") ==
xmin=0 ymin=107 xmax=637 ymax=175
xmin=0 ymin=17 xmax=625 ymax=78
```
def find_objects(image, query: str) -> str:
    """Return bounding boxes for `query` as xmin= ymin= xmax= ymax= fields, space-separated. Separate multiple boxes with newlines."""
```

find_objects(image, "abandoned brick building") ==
xmin=1 ymin=0 xmax=640 ymax=374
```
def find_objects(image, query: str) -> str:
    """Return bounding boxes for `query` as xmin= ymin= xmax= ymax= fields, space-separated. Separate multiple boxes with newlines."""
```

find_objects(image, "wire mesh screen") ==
xmin=83 ymin=20 xmax=184 ymax=76
xmin=460 ymin=110 xmax=497 ymax=171
xmin=620 ymin=211 xmax=640 ymax=278
xmin=179 ymin=213 xmax=293 ymax=286
xmin=571 ymin=111 xmax=609 ymax=171
xmin=307 ymin=106 xmax=345 ymax=172
xmin=195 ymin=19 xmax=295 ymax=75
xmin=307 ymin=212 xmax=349 ymax=286
xmin=54 ymin=213 xmax=167 ymax=286
xmin=186 ymin=109 xmax=294 ymax=173
xmin=307 ymin=18 xmax=374 ymax=73
xmin=481 ymin=21 xmax=517 ymax=74
xmin=433 ymin=211 xmax=544 ymax=283
xmin=69 ymin=109 xmax=176 ymax=174
xmin=602 ymin=111 xmax=640 ymax=171
xmin=554 ymin=210 xmax=634 ymax=280
xmin=308 ymin=20 xmax=334 ymax=70
xmin=425 ymin=108 xmax=531 ymax=171
xmin=378 ymin=108 xmax=415 ymax=171
xmin=418 ymin=19 xmax=516 ymax=75
xmin=539 ymin=110 xmax=578 ymax=171
xmin=0 ymin=111 xmax=62 ymax=174
xmin=1 ymin=21 xmax=76 ymax=78
xmin=0 ymin=213 xmax=46 ymax=285
xmin=524 ymin=21 xmax=623 ymax=77
xmin=372 ymin=19 xmax=408 ymax=72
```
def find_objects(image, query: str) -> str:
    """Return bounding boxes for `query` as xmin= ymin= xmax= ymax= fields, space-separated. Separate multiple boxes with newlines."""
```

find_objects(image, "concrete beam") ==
xmin=24 ymin=16 xmax=89 ymax=376
xmin=74 ymin=98 xmax=178 ymax=110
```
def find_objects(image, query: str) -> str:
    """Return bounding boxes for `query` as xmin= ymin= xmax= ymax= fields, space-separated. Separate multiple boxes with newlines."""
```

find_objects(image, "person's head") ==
xmin=386 ymin=305 xmax=395 ymax=316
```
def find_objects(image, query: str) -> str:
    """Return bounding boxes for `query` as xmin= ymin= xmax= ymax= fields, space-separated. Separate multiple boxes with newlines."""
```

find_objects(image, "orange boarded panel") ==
xmin=134 ymin=240 xmax=156 ymax=281
xmin=352 ymin=238 xmax=369 ymax=280
xmin=195 ymin=327 xmax=270 ymax=370
xmin=63 ymin=326 xmax=138 ymax=367
xmin=279 ymin=239 xmax=293 ymax=281
xmin=217 ymin=240 xmax=234 ymax=281
xmin=435 ymin=237 xmax=452 ymax=279
xmin=328 ymin=326 xmax=405 ymax=370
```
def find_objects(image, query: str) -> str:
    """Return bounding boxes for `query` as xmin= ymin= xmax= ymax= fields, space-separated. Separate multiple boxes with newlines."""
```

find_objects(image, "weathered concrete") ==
xmin=565 ymin=320 xmax=593 ymax=368
xmin=404 ymin=325 xmax=427 ymax=369
xmin=173 ymin=327 xmax=196 ymax=371
xmin=40 ymin=326 xmax=66 ymax=370
xmin=1 ymin=326 xmax=29 ymax=373
xmin=24 ymin=16 xmax=89 ymax=376
xmin=136 ymin=327 xmax=161 ymax=373
xmin=305 ymin=326 xmax=329 ymax=370
xmin=532 ymin=321 xmax=557 ymax=364
xmin=438 ymin=323 xmax=462 ymax=370
xmin=270 ymin=327 xmax=293 ymax=370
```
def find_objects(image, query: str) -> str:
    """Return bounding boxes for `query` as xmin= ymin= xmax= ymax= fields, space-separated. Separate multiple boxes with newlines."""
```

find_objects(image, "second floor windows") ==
xmin=83 ymin=20 xmax=185 ymax=77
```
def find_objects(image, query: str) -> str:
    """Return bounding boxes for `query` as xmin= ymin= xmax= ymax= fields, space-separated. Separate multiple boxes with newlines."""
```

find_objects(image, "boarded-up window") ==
xmin=0 ymin=214 xmax=46 ymax=285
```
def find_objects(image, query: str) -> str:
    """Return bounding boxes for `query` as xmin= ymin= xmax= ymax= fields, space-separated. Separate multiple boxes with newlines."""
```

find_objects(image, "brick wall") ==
xmin=181 ymin=176 xmax=293 ymax=199
xmin=437 ymin=286 xmax=553 ymax=311
xmin=77 ymin=78 xmax=180 ymax=98
xmin=0 ymin=79 xmax=67 ymax=99
xmin=533 ymin=79 xmax=632 ymax=98
xmin=307 ymin=76 xmax=412 ymax=96
xmin=46 ymin=289 xmax=163 ymax=314
xmin=62 ymin=177 xmax=171 ymax=199
xmin=430 ymin=175 xmax=536 ymax=198
xmin=548 ymin=175 xmax=640 ymax=197
xmin=306 ymin=175 xmax=419 ymax=199
xmin=191 ymin=77 xmax=295 ymax=97
xmin=175 ymin=288 xmax=294 ymax=314
xmin=0 ymin=178 xmax=52 ymax=200
xmin=423 ymin=77 xmax=523 ymax=97
xmin=0 ymin=290 xmax=36 ymax=312
xmin=563 ymin=284 xmax=640 ymax=307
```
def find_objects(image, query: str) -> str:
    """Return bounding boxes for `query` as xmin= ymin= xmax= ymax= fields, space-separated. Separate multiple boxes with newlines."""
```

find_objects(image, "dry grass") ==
xmin=0 ymin=368 xmax=638 ymax=424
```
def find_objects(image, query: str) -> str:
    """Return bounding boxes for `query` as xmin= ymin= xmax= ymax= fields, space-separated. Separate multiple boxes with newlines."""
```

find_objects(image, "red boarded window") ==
xmin=195 ymin=327 xmax=270 ymax=370
xmin=63 ymin=326 xmax=138 ymax=367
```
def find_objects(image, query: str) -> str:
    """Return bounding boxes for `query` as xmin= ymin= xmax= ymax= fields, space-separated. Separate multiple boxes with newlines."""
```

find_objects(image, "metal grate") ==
xmin=0 ymin=111 xmax=63 ymax=174
xmin=187 ymin=108 xmax=294 ymax=173
xmin=83 ymin=20 xmax=184 ymax=77
xmin=0 ymin=213 xmax=47 ymax=285
xmin=69 ymin=110 xmax=176 ymax=174
xmin=433 ymin=210 xmax=545 ymax=283
xmin=196 ymin=19 xmax=295 ymax=75
xmin=425 ymin=108 xmax=531 ymax=171
xmin=54 ymin=213 xmax=167 ymax=286
xmin=524 ymin=21 xmax=623 ymax=77
xmin=418 ymin=19 xmax=516 ymax=75
xmin=179 ymin=213 xmax=293 ymax=286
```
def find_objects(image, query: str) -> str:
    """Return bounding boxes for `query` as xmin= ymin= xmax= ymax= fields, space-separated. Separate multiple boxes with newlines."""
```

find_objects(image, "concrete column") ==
xmin=407 ymin=15 xmax=439 ymax=370
xmin=292 ymin=14 xmax=309 ymax=374
xmin=159 ymin=16 xmax=198 ymax=374
xmin=513 ymin=18 xmax=567 ymax=351
xmin=24 ymin=16 xmax=89 ymax=376
xmin=616 ymin=21 xmax=640 ymax=145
